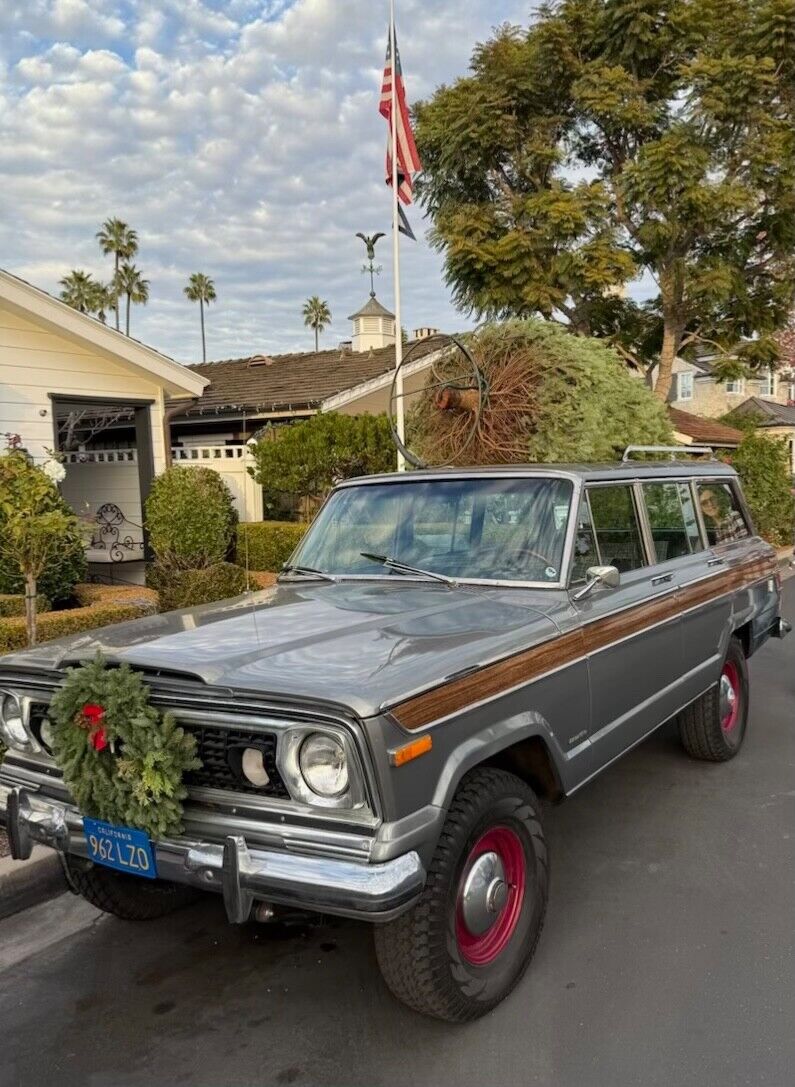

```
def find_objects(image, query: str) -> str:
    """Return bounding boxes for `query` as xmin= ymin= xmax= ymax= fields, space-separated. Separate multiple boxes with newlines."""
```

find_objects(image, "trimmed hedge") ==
xmin=0 ymin=593 xmax=50 ymax=618
xmin=247 ymin=571 xmax=278 ymax=590
xmin=147 ymin=561 xmax=248 ymax=611
xmin=0 ymin=584 xmax=159 ymax=655
xmin=236 ymin=521 xmax=309 ymax=572
xmin=145 ymin=466 xmax=237 ymax=569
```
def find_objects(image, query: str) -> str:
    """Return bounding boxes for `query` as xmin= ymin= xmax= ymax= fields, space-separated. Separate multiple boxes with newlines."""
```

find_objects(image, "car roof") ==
xmin=338 ymin=461 xmax=737 ymax=487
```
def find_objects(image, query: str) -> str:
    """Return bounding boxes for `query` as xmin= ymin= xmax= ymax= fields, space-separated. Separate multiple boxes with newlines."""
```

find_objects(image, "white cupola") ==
xmin=348 ymin=295 xmax=396 ymax=353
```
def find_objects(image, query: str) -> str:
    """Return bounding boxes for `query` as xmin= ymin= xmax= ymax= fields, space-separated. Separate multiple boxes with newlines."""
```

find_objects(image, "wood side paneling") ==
xmin=391 ymin=554 xmax=777 ymax=731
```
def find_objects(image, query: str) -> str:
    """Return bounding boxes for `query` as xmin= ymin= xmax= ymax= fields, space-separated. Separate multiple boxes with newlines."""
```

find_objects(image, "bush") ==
xmin=0 ymin=584 xmax=158 ymax=655
xmin=145 ymin=466 xmax=237 ymax=569
xmin=250 ymin=413 xmax=396 ymax=512
xmin=0 ymin=450 xmax=86 ymax=603
xmin=720 ymin=431 xmax=795 ymax=546
xmin=0 ymin=593 xmax=50 ymax=617
xmin=236 ymin=521 xmax=309 ymax=572
xmin=147 ymin=561 xmax=247 ymax=611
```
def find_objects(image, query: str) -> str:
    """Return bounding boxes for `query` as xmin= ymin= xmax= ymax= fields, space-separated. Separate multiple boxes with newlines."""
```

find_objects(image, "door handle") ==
xmin=707 ymin=557 xmax=725 ymax=567
xmin=650 ymin=573 xmax=673 ymax=585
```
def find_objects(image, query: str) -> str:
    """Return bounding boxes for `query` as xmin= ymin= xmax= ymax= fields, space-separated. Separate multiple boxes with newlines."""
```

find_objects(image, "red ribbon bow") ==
xmin=79 ymin=704 xmax=109 ymax=752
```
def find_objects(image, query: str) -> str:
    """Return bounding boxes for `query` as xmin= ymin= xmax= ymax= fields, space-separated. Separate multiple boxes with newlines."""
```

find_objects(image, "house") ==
xmin=0 ymin=268 xmax=208 ymax=582
xmin=665 ymin=355 xmax=795 ymax=419
xmin=727 ymin=397 xmax=795 ymax=470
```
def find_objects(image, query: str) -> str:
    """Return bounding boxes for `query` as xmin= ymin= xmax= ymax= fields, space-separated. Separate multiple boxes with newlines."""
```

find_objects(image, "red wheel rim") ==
xmin=455 ymin=826 xmax=526 ymax=966
xmin=720 ymin=660 xmax=741 ymax=732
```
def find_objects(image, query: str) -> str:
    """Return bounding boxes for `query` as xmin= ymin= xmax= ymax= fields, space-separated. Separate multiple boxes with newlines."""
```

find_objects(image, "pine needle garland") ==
xmin=49 ymin=655 xmax=201 ymax=839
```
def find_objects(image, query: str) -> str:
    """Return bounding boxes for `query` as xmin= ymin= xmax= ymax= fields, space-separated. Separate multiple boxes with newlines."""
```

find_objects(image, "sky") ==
xmin=0 ymin=0 xmax=538 ymax=364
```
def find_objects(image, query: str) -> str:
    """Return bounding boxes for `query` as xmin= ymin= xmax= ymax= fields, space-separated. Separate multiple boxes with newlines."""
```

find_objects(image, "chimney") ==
xmin=412 ymin=326 xmax=440 ymax=341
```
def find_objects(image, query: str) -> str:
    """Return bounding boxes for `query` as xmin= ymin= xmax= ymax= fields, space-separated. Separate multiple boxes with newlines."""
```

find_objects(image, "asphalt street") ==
xmin=1 ymin=580 xmax=793 ymax=1087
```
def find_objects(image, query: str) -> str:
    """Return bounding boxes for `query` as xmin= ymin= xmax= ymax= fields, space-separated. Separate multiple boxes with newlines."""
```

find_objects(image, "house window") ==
xmin=677 ymin=372 xmax=694 ymax=401
xmin=759 ymin=369 xmax=776 ymax=397
xmin=725 ymin=378 xmax=745 ymax=395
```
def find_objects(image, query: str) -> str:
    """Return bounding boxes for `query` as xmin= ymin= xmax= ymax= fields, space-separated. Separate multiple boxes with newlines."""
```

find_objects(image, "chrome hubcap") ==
xmin=719 ymin=673 xmax=737 ymax=722
xmin=460 ymin=851 xmax=508 ymax=936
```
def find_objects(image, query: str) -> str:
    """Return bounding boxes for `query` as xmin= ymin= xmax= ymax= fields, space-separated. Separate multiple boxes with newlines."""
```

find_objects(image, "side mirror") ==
xmin=572 ymin=564 xmax=620 ymax=601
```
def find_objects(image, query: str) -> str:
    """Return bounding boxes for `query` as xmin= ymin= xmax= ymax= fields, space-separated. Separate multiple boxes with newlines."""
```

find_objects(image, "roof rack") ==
xmin=621 ymin=444 xmax=714 ymax=462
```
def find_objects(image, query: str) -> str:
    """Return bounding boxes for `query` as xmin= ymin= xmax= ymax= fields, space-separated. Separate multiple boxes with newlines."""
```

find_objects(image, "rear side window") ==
xmin=696 ymin=481 xmax=750 ymax=546
xmin=642 ymin=481 xmax=703 ymax=562
xmin=587 ymin=485 xmax=647 ymax=572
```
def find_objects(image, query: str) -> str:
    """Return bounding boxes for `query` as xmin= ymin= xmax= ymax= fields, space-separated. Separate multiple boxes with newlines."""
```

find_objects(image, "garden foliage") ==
xmin=0 ymin=449 xmax=86 ymax=604
xmin=147 ymin=561 xmax=248 ymax=611
xmin=145 ymin=466 xmax=237 ymax=569
xmin=236 ymin=521 xmax=308 ymax=572
xmin=721 ymin=430 xmax=795 ymax=546
xmin=250 ymin=413 xmax=395 ymax=512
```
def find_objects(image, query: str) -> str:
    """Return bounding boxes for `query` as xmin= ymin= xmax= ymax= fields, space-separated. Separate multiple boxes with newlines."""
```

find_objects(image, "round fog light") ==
xmin=298 ymin=733 xmax=349 ymax=798
xmin=241 ymin=747 xmax=271 ymax=788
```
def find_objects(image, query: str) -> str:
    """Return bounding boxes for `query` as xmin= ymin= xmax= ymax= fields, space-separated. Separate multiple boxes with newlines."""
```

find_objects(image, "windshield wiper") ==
xmin=360 ymin=552 xmax=456 ymax=587
xmin=281 ymin=563 xmax=336 ymax=582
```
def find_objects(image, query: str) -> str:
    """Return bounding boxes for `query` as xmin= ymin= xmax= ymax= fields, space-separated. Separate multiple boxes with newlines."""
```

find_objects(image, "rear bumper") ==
xmin=0 ymin=783 xmax=425 ymax=924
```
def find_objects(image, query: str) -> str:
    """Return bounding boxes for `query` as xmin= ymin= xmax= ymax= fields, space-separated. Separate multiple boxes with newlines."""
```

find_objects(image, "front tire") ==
xmin=374 ymin=767 xmax=548 ymax=1022
xmin=63 ymin=857 xmax=199 ymax=920
xmin=678 ymin=637 xmax=749 ymax=762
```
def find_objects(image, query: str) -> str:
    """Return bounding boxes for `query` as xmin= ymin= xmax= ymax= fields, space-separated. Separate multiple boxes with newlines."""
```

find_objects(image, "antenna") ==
xmin=241 ymin=411 xmax=262 ymax=646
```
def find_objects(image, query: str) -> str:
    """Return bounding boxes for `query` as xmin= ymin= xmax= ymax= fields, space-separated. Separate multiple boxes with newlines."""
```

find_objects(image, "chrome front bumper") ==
xmin=0 ymin=784 xmax=426 ymax=924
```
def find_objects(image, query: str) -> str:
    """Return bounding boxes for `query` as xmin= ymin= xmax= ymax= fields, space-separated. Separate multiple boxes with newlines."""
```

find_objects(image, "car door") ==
xmin=636 ymin=476 xmax=722 ymax=705
xmin=570 ymin=481 xmax=685 ymax=769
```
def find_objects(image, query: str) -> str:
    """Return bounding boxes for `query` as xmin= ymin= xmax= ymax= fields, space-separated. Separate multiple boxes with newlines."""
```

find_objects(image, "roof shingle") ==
xmin=668 ymin=408 xmax=744 ymax=446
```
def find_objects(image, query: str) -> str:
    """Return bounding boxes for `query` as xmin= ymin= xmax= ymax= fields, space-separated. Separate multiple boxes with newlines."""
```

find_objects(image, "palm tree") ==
xmin=59 ymin=270 xmax=97 ymax=313
xmin=114 ymin=263 xmax=149 ymax=336
xmin=302 ymin=296 xmax=332 ymax=352
xmin=183 ymin=273 xmax=217 ymax=362
xmin=88 ymin=281 xmax=115 ymax=324
xmin=96 ymin=218 xmax=138 ymax=330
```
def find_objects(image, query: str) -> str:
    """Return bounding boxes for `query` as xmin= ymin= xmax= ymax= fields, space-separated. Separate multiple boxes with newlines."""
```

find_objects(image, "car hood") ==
xmin=0 ymin=581 xmax=564 ymax=718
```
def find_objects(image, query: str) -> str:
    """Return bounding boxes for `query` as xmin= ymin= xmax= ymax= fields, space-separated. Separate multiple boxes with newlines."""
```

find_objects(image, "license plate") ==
xmin=83 ymin=818 xmax=157 ymax=879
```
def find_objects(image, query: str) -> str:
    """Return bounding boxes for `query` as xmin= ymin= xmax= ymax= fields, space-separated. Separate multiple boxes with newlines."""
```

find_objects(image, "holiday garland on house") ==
xmin=49 ymin=655 xmax=201 ymax=839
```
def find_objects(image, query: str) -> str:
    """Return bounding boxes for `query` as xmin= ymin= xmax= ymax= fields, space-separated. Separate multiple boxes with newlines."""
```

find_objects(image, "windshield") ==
xmin=290 ymin=476 xmax=574 ymax=583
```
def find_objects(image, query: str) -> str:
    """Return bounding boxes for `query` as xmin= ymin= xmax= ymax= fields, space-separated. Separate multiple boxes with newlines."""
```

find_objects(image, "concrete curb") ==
xmin=0 ymin=846 xmax=67 ymax=921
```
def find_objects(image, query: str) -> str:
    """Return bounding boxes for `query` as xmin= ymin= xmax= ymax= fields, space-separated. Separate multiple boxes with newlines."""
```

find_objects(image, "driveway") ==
xmin=1 ymin=581 xmax=794 ymax=1087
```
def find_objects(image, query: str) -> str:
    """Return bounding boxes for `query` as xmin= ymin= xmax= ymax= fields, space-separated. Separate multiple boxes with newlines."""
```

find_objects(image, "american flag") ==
xmin=379 ymin=28 xmax=421 ymax=206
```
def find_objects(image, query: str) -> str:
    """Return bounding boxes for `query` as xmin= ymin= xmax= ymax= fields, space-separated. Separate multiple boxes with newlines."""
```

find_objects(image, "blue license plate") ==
xmin=83 ymin=818 xmax=157 ymax=880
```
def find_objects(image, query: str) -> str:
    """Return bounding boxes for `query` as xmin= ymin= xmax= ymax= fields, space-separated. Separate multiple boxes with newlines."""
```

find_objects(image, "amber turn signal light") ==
xmin=389 ymin=734 xmax=433 ymax=767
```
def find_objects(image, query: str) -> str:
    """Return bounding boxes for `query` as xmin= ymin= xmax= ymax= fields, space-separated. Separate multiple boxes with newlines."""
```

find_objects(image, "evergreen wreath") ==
xmin=49 ymin=655 xmax=201 ymax=839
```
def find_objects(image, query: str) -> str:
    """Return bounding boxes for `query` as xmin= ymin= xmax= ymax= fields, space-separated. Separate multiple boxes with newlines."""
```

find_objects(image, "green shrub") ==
xmin=147 ymin=561 xmax=247 ymax=611
xmin=250 ymin=413 xmax=396 ymax=512
xmin=236 ymin=521 xmax=309 ymax=572
xmin=0 ymin=587 xmax=158 ymax=656
xmin=0 ymin=593 xmax=50 ymax=617
xmin=145 ymin=466 xmax=237 ymax=569
xmin=0 ymin=450 xmax=86 ymax=603
xmin=720 ymin=431 xmax=795 ymax=546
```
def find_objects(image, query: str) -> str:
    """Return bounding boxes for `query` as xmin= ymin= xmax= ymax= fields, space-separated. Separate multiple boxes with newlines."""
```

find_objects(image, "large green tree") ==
xmin=414 ymin=0 xmax=795 ymax=400
xmin=184 ymin=273 xmax=217 ymax=362
xmin=96 ymin=217 xmax=138 ymax=331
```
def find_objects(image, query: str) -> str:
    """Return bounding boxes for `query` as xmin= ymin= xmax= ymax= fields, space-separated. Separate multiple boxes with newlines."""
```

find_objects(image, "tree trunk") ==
xmin=314 ymin=326 xmax=319 ymax=352
xmin=24 ymin=573 xmax=37 ymax=648
xmin=114 ymin=252 xmax=120 ymax=330
xmin=200 ymin=300 xmax=206 ymax=363
xmin=654 ymin=267 xmax=684 ymax=402
xmin=654 ymin=319 xmax=680 ymax=402
xmin=126 ymin=293 xmax=131 ymax=336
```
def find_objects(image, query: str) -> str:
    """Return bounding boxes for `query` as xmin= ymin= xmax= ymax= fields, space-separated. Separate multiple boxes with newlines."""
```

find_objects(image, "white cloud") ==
xmin=0 ymin=0 xmax=534 ymax=362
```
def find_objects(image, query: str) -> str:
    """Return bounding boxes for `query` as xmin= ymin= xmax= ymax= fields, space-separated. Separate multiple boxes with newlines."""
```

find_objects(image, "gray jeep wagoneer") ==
xmin=0 ymin=460 xmax=789 ymax=1020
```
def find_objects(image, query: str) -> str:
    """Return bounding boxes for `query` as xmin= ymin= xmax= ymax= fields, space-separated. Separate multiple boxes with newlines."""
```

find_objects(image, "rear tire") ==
xmin=64 ymin=857 xmax=199 ymax=920
xmin=678 ymin=637 xmax=748 ymax=762
xmin=374 ymin=767 xmax=548 ymax=1022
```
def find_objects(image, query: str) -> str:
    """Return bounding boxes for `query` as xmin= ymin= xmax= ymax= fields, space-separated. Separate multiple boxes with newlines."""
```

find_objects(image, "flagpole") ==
xmin=390 ymin=0 xmax=406 ymax=471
